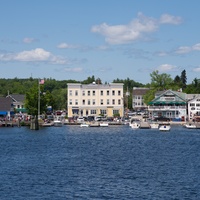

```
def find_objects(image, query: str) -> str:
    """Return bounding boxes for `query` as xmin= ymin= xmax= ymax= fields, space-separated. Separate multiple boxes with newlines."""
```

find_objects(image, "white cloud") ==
xmin=64 ymin=67 xmax=83 ymax=72
xmin=0 ymin=48 xmax=70 ymax=64
xmin=157 ymin=51 xmax=168 ymax=57
xmin=57 ymin=42 xmax=79 ymax=49
xmin=175 ymin=46 xmax=192 ymax=54
xmin=175 ymin=43 xmax=200 ymax=54
xmin=157 ymin=64 xmax=178 ymax=72
xmin=159 ymin=14 xmax=182 ymax=25
xmin=14 ymin=48 xmax=51 ymax=61
xmin=91 ymin=12 xmax=182 ymax=45
xmin=193 ymin=67 xmax=200 ymax=72
xmin=192 ymin=43 xmax=200 ymax=51
xmin=23 ymin=37 xmax=36 ymax=44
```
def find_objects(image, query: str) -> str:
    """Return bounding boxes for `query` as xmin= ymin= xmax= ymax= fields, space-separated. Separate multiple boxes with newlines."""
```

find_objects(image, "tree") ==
xmin=143 ymin=71 xmax=174 ymax=105
xmin=150 ymin=70 xmax=173 ymax=91
xmin=180 ymin=70 xmax=187 ymax=90
xmin=25 ymin=84 xmax=47 ymax=116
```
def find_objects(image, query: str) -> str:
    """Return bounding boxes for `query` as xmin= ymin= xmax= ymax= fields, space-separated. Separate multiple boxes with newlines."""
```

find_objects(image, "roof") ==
xmin=6 ymin=94 xmax=25 ymax=102
xmin=149 ymin=89 xmax=186 ymax=105
xmin=133 ymin=88 xmax=150 ymax=95
xmin=0 ymin=97 xmax=12 ymax=111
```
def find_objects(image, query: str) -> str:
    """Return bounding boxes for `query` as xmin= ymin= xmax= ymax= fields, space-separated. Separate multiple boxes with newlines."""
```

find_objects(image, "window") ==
xmin=112 ymin=99 xmax=115 ymax=105
xmin=75 ymin=99 xmax=78 ymax=105
xmin=118 ymin=90 xmax=121 ymax=96
xmin=107 ymin=99 xmax=109 ymax=105
xmin=69 ymin=90 xmax=72 ymax=96
xmin=91 ymin=110 xmax=97 ymax=114
xmin=107 ymin=90 xmax=109 ymax=95
xmin=88 ymin=100 xmax=90 ymax=105
xmin=113 ymin=110 xmax=119 ymax=115
xmin=118 ymin=99 xmax=121 ymax=105
xmin=88 ymin=91 xmax=90 ymax=96
xmin=82 ymin=91 xmax=85 ymax=96
xmin=101 ymin=99 xmax=103 ymax=105
xmin=196 ymin=104 xmax=200 ymax=107
xmin=93 ymin=90 xmax=95 ymax=96
xmin=190 ymin=103 xmax=195 ymax=106
xmin=75 ymin=90 xmax=78 ymax=96
xmin=82 ymin=100 xmax=85 ymax=105
xmin=101 ymin=90 xmax=103 ymax=95
xmin=92 ymin=99 xmax=95 ymax=105
xmin=112 ymin=90 xmax=115 ymax=95
xmin=100 ymin=109 xmax=107 ymax=115
xmin=69 ymin=99 xmax=72 ymax=105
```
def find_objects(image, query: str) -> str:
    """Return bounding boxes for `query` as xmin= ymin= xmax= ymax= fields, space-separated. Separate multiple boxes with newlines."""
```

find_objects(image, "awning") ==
xmin=0 ymin=111 xmax=7 ymax=115
xmin=16 ymin=108 xmax=28 ymax=112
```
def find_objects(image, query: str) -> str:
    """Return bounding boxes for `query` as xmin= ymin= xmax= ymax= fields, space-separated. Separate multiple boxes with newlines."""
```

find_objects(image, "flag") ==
xmin=39 ymin=79 xmax=44 ymax=84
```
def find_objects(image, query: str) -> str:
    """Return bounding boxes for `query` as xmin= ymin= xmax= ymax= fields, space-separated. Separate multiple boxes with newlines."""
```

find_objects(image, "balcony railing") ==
xmin=148 ymin=106 xmax=186 ymax=110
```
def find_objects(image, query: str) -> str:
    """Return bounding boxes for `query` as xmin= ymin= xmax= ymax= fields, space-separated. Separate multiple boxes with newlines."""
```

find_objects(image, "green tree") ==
xmin=150 ymin=70 xmax=173 ymax=91
xmin=180 ymin=69 xmax=187 ymax=90
xmin=143 ymin=70 xmax=173 ymax=105
xmin=25 ymin=84 xmax=47 ymax=116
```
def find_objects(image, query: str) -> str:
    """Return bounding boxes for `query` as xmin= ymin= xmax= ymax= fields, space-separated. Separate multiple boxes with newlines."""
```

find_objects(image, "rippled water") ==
xmin=0 ymin=125 xmax=200 ymax=199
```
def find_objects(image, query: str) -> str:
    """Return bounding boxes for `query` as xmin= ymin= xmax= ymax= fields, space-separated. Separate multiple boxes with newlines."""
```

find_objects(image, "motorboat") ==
xmin=159 ymin=124 xmax=171 ymax=131
xmin=100 ymin=122 xmax=109 ymax=127
xmin=130 ymin=122 xmax=140 ymax=129
xmin=184 ymin=123 xmax=197 ymax=129
xmin=53 ymin=116 xmax=63 ymax=127
xmin=80 ymin=122 xmax=89 ymax=127
xmin=150 ymin=123 xmax=159 ymax=129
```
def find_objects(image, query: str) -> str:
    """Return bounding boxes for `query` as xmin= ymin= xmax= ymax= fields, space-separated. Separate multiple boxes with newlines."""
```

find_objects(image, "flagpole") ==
xmin=38 ymin=78 xmax=40 ymax=117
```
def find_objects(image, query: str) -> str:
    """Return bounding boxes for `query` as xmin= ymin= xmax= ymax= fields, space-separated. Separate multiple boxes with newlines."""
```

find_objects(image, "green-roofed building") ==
xmin=148 ymin=89 xmax=187 ymax=121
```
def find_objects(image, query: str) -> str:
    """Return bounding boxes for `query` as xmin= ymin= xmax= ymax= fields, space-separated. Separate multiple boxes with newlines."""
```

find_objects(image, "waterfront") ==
xmin=0 ymin=125 xmax=200 ymax=199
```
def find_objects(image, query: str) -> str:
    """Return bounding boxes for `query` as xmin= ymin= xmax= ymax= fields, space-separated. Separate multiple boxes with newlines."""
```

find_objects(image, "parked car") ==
xmin=77 ymin=117 xmax=84 ymax=123
xmin=154 ymin=116 xmax=170 ymax=122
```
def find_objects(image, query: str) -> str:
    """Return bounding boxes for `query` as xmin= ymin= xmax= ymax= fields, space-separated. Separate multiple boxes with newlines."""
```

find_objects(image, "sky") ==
xmin=0 ymin=0 xmax=200 ymax=84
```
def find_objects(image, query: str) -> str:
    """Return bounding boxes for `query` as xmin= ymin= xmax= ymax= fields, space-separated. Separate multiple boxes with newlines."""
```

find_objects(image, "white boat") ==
xmin=80 ymin=122 xmax=89 ymax=127
xmin=150 ymin=123 xmax=159 ymax=129
xmin=184 ymin=123 xmax=196 ymax=129
xmin=159 ymin=124 xmax=171 ymax=131
xmin=100 ymin=122 xmax=109 ymax=127
xmin=53 ymin=120 xmax=63 ymax=127
xmin=53 ymin=116 xmax=63 ymax=127
xmin=130 ymin=122 xmax=140 ymax=129
xmin=42 ymin=121 xmax=54 ymax=127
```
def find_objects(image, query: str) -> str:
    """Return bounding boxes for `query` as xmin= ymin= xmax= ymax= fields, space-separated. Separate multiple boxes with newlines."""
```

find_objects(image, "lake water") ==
xmin=0 ymin=125 xmax=200 ymax=199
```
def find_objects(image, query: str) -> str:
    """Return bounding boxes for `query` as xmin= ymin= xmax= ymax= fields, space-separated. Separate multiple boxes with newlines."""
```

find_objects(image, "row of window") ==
xmin=134 ymin=102 xmax=144 ymax=106
xmin=69 ymin=99 xmax=121 ymax=106
xmin=69 ymin=90 xmax=122 ymax=96
xmin=72 ymin=109 xmax=119 ymax=115
xmin=133 ymin=96 xmax=144 ymax=100
xmin=190 ymin=103 xmax=200 ymax=107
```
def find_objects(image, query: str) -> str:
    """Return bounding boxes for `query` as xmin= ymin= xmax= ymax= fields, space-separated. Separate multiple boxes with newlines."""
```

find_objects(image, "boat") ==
xmin=100 ymin=122 xmax=109 ymax=127
xmin=159 ymin=124 xmax=171 ymax=131
xmin=53 ymin=116 xmax=63 ymax=127
xmin=89 ymin=122 xmax=100 ymax=127
xmin=130 ymin=122 xmax=140 ymax=129
xmin=150 ymin=123 xmax=159 ymax=129
xmin=42 ymin=121 xmax=54 ymax=127
xmin=80 ymin=122 xmax=89 ymax=127
xmin=184 ymin=123 xmax=197 ymax=129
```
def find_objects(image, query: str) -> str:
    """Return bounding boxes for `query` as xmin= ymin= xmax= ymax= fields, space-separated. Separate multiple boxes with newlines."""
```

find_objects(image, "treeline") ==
xmin=1 ymin=70 xmax=200 ymax=110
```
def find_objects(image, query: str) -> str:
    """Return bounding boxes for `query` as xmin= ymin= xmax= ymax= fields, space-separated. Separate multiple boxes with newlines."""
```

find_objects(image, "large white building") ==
xmin=67 ymin=82 xmax=124 ymax=118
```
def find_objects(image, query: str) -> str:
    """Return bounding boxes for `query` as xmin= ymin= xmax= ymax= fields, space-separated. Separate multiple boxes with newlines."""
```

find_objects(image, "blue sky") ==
xmin=0 ymin=0 xmax=200 ymax=84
